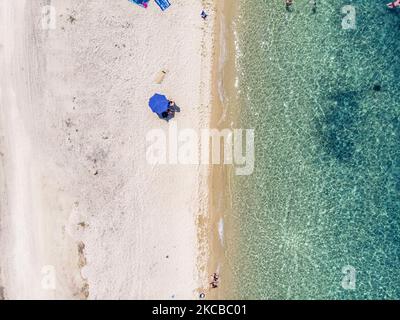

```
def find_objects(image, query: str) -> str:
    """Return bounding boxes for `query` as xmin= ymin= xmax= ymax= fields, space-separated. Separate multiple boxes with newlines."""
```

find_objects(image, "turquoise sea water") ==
xmin=229 ymin=0 xmax=400 ymax=299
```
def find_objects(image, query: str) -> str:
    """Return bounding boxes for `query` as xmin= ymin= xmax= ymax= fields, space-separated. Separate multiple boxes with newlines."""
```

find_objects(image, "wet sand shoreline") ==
xmin=204 ymin=0 xmax=240 ymax=300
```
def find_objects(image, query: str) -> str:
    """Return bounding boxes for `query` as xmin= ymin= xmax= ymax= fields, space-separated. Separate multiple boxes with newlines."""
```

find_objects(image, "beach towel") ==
xmin=128 ymin=0 xmax=149 ymax=8
xmin=155 ymin=0 xmax=171 ymax=11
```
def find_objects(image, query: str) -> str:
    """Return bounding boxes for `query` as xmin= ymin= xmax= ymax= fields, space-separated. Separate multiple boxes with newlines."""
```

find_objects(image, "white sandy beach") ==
xmin=0 ymin=0 xmax=214 ymax=299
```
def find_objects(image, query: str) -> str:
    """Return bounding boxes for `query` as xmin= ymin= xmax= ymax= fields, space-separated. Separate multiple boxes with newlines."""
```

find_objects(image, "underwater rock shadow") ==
xmin=314 ymin=90 xmax=362 ymax=163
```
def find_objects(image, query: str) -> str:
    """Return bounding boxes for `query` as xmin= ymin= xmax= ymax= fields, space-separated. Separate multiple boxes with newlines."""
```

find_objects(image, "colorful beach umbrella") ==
xmin=149 ymin=94 xmax=169 ymax=114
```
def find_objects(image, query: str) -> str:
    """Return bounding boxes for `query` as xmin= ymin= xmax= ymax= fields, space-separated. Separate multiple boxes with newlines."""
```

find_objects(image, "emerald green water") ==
xmin=229 ymin=0 xmax=400 ymax=299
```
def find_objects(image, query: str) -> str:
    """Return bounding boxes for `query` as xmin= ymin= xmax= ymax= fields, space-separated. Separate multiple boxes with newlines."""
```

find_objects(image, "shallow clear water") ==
xmin=230 ymin=0 xmax=400 ymax=299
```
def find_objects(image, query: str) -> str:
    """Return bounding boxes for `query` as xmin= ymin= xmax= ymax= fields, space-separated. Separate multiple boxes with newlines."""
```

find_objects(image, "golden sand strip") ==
xmin=200 ymin=0 xmax=241 ymax=300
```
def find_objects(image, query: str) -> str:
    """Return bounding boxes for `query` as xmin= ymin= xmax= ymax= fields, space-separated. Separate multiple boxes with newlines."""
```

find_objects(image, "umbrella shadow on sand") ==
xmin=157 ymin=103 xmax=181 ymax=122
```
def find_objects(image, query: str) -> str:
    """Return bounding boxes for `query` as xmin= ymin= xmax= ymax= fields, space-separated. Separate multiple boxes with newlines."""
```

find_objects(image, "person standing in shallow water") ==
xmin=285 ymin=0 xmax=293 ymax=11
xmin=310 ymin=0 xmax=317 ymax=13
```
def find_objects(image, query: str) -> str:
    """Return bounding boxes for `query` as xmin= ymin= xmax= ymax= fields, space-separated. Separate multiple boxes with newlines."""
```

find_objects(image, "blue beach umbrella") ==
xmin=149 ymin=94 xmax=169 ymax=114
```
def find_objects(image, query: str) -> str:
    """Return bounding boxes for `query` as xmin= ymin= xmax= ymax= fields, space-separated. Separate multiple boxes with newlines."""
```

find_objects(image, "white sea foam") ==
xmin=218 ymin=218 xmax=224 ymax=246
